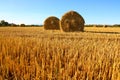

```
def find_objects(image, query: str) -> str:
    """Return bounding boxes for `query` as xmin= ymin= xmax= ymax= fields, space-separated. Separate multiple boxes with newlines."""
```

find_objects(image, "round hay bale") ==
xmin=60 ymin=11 xmax=85 ymax=32
xmin=103 ymin=25 xmax=107 ymax=28
xmin=44 ymin=16 xmax=60 ymax=30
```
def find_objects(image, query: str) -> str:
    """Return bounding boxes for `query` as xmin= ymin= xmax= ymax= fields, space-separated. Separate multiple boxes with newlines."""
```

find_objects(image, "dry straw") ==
xmin=60 ymin=11 xmax=85 ymax=32
xmin=44 ymin=16 xmax=60 ymax=30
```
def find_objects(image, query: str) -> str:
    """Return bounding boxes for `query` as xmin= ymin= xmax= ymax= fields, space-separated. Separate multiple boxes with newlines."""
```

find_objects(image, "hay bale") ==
xmin=93 ymin=25 xmax=96 ymax=27
xmin=60 ymin=11 xmax=85 ymax=32
xmin=103 ymin=25 xmax=107 ymax=28
xmin=44 ymin=16 xmax=60 ymax=30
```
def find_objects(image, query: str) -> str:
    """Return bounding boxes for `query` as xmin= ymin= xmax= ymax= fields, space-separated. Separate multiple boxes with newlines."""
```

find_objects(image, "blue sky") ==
xmin=0 ymin=0 xmax=120 ymax=25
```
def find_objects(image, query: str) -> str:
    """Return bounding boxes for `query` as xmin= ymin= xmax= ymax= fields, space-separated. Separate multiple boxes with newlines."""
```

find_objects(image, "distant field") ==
xmin=0 ymin=27 xmax=120 ymax=80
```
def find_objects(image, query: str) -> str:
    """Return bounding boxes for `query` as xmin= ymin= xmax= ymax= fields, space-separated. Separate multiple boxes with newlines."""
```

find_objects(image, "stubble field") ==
xmin=0 ymin=27 xmax=120 ymax=80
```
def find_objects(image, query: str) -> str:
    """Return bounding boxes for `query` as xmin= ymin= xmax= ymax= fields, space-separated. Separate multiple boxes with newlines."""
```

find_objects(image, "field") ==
xmin=0 ymin=27 xmax=120 ymax=80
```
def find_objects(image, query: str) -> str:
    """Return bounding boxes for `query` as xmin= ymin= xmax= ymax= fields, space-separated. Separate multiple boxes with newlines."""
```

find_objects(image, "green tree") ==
xmin=0 ymin=23 xmax=1 ymax=26
xmin=0 ymin=20 xmax=9 ymax=26
xmin=11 ymin=23 xmax=17 ymax=27
xmin=20 ymin=24 xmax=25 ymax=27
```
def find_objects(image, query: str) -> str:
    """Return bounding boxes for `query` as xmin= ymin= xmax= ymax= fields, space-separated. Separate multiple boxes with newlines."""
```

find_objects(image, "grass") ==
xmin=0 ymin=27 xmax=120 ymax=80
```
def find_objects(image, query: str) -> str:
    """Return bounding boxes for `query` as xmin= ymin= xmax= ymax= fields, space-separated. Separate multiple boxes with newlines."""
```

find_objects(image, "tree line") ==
xmin=0 ymin=20 xmax=42 ymax=27
xmin=0 ymin=20 xmax=120 ymax=27
xmin=85 ymin=24 xmax=120 ymax=27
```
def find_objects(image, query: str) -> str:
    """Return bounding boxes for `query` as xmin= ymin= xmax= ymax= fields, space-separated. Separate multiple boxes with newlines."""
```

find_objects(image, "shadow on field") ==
xmin=85 ymin=31 xmax=120 ymax=34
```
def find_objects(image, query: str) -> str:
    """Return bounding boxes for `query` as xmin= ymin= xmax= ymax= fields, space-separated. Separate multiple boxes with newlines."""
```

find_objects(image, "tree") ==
xmin=0 ymin=20 xmax=9 ymax=26
xmin=20 ymin=24 xmax=25 ymax=27
xmin=0 ymin=23 xmax=1 ymax=26
xmin=10 ymin=23 xmax=17 ymax=27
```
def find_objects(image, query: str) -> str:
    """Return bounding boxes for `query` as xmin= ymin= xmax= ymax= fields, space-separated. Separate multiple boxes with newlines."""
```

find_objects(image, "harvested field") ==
xmin=0 ymin=27 xmax=120 ymax=80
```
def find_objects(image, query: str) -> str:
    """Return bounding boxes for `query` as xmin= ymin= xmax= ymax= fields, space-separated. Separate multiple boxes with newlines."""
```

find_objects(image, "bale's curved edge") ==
xmin=60 ymin=11 xmax=85 ymax=32
xmin=44 ymin=16 xmax=60 ymax=30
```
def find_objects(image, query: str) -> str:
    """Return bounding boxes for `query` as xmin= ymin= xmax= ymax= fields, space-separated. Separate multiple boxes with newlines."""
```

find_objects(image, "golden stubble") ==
xmin=0 ymin=27 xmax=120 ymax=80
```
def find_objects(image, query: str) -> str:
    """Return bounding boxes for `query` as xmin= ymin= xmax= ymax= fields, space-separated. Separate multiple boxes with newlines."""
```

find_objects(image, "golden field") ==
xmin=0 ymin=27 xmax=120 ymax=80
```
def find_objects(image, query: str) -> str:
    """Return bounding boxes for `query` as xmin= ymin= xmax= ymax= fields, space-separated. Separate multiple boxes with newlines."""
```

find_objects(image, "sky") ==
xmin=0 ymin=0 xmax=120 ymax=25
